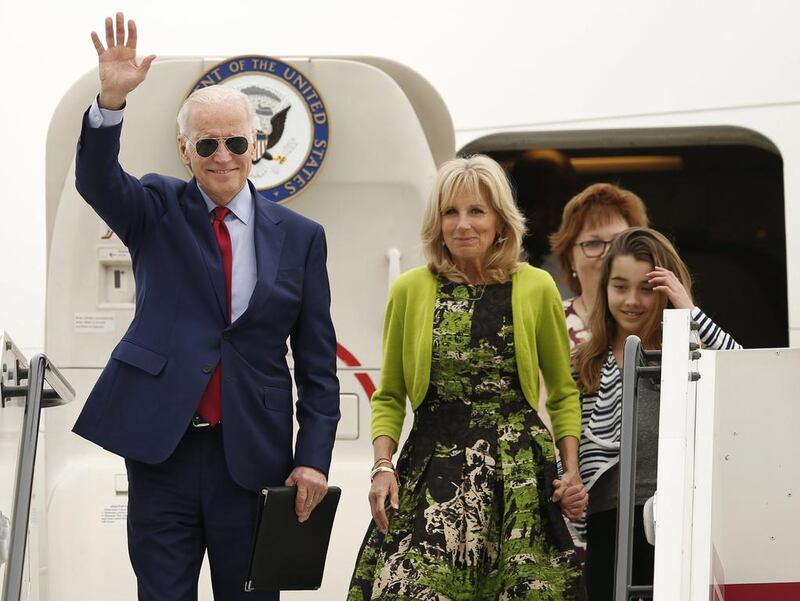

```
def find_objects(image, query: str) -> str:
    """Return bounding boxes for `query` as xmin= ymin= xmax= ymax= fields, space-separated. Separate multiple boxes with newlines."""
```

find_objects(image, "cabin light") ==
xmin=570 ymin=155 xmax=684 ymax=173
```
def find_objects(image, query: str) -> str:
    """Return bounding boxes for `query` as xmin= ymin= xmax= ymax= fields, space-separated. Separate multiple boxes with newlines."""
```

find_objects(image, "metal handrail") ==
xmin=614 ymin=335 xmax=658 ymax=601
xmin=1 ymin=343 xmax=73 ymax=601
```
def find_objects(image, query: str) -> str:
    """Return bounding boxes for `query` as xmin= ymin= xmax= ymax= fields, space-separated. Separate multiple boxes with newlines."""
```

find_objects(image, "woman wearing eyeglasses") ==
xmin=549 ymin=184 xmax=650 ymax=351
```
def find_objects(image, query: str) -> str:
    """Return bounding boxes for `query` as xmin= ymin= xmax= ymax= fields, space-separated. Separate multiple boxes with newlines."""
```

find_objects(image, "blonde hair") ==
xmin=549 ymin=183 xmax=649 ymax=294
xmin=573 ymin=227 xmax=693 ymax=392
xmin=421 ymin=155 xmax=526 ymax=283
xmin=177 ymin=85 xmax=257 ymax=137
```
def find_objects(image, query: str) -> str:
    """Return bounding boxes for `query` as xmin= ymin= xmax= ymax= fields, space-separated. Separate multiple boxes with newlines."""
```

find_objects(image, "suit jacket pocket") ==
xmin=264 ymin=386 xmax=294 ymax=414
xmin=111 ymin=340 xmax=168 ymax=376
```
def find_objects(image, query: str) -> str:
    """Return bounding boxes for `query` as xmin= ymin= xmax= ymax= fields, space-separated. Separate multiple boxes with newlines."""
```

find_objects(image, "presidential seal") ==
xmin=183 ymin=55 xmax=329 ymax=203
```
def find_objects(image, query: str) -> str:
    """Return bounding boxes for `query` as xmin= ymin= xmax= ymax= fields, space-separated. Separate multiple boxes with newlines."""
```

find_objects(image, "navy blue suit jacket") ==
xmin=72 ymin=114 xmax=340 ymax=491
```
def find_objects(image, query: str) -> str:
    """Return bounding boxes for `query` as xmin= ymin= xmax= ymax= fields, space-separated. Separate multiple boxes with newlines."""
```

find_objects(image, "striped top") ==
xmin=578 ymin=307 xmax=741 ymax=494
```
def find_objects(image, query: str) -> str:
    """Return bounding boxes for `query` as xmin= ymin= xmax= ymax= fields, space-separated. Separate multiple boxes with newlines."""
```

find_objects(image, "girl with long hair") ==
xmin=572 ymin=227 xmax=739 ymax=600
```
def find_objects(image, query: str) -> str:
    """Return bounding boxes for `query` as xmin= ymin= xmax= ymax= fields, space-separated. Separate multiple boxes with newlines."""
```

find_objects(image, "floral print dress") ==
xmin=348 ymin=281 xmax=584 ymax=601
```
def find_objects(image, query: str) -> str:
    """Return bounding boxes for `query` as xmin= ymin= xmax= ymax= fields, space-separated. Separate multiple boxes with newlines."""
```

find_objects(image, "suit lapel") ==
xmin=181 ymin=180 xmax=228 ymax=321
xmin=231 ymin=189 xmax=285 ymax=329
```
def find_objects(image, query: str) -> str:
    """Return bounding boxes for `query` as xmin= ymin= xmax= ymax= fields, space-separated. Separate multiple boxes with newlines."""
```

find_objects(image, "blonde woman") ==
xmin=348 ymin=156 xmax=586 ymax=600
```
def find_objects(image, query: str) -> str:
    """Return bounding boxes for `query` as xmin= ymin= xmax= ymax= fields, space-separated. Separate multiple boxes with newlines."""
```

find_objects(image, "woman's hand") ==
xmin=552 ymin=470 xmax=588 ymax=521
xmin=648 ymin=266 xmax=693 ymax=310
xmin=553 ymin=436 xmax=585 ymax=520
xmin=369 ymin=471 xmax=399 ymax=535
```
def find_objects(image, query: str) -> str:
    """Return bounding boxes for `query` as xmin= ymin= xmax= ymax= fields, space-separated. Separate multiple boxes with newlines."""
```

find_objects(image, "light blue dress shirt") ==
xmin=88 ymin=97 xmax=258 ymax=322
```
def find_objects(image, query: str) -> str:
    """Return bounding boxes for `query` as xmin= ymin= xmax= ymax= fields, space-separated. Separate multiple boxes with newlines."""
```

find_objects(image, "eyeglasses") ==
xmin=185 ymin=136 xmax=250 ymax=158
xmin=575 ymin=239 xmax=615 ymax=258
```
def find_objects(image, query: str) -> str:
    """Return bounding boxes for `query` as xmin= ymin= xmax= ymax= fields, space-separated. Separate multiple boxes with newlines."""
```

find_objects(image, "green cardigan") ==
xmin=371 ymin=264 xmax=581 ymax=444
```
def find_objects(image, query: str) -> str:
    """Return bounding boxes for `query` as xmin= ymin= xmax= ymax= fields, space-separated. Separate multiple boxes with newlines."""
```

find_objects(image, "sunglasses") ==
xmin=186 ymin=136 xmax=250 ymax=158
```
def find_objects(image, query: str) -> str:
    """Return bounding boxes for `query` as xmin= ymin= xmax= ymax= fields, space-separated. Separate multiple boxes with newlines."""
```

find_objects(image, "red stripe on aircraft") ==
xmin=355 ymin=373 xmax=376 ymax=399
xmin=336 ymin=343 xmax=361 ymax=367
xmin=336 ymin=342 xmax=376 ymax=399
xmin=720 ymin=582 xmax=800 ymax=600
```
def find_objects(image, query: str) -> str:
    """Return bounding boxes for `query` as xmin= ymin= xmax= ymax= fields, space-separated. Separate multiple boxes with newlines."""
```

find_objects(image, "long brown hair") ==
xmin=574 ymin=227 xmax=693 ymax=392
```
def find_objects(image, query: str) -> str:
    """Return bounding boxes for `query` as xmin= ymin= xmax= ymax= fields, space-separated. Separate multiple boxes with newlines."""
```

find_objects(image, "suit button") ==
xmin=222 ymin=332 xmax=231 ymax=341
xmin=202 ymin=364 xmax=212 ymax=374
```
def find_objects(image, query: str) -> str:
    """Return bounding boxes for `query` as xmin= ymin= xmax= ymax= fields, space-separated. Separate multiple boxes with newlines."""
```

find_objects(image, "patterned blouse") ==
xmin=563 ymin=296 xmax=591 ymax=350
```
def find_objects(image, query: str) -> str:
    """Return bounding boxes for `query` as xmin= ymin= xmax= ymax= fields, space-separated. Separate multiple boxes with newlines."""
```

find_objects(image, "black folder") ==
xmin=245 ymin=485 xmax=341 ymax=592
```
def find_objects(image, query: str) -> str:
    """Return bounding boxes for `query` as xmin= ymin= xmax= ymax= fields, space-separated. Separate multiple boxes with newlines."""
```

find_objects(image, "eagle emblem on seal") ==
xmin=241 ymin=85 xmax=291 ymax=164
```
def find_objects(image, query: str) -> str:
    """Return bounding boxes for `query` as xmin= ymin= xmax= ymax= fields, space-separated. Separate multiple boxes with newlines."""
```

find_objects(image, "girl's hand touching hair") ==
xmin=647 ymin=266 xmax=693 ymax=310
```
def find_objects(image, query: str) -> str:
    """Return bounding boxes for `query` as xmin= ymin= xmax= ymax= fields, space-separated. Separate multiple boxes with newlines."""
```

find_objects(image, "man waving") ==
xmin=73 ymin=13 xmax=340 ymax=600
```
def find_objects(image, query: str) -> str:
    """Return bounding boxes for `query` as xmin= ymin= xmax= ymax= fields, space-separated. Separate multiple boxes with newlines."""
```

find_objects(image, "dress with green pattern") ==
xmin=348 ymin=280 xmax=584 ymax=601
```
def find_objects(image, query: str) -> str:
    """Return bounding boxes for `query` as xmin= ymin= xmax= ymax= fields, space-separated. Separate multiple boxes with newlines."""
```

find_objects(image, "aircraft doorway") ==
xmin=461 ymin=127 xmax=787 ymax=348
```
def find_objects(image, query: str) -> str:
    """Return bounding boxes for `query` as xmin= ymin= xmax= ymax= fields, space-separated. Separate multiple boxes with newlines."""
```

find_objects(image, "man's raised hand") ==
xmin=91 ymin=13 xmax=156 ymax=109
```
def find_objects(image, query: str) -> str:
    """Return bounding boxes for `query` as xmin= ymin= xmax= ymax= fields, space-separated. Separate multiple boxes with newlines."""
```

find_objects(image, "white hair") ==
xmin=176 ymin=86 xmax=258 ymax=137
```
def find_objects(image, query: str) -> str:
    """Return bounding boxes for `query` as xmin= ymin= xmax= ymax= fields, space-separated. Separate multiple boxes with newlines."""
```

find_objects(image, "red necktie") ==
xmin=197 ymin=206 xmax=233 ymax=426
